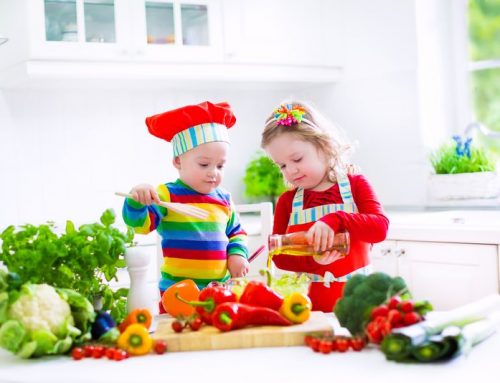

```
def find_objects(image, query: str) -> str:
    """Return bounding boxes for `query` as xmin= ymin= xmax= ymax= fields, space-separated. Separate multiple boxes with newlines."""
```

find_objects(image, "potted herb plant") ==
xmin=243 ymin=151 xmax=286 ymax=206
xmin=428 ymin=135 xmax=499 ymax=200
xmin=0 ymin=209 xmax=134 ymax=323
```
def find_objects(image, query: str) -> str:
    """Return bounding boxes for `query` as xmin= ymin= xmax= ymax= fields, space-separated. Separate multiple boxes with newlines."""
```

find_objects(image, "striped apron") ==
xmin=275 ymin=173 xmax=372 ymax=312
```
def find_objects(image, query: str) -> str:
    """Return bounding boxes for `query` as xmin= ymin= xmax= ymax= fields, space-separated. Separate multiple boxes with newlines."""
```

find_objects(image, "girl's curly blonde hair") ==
xmin=261 ymin=100 xmax=354 ymax=183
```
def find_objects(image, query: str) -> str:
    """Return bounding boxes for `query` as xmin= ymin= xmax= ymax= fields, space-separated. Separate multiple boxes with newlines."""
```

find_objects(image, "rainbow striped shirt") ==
xmin=122 ymin=179 xmax=248 ymax=291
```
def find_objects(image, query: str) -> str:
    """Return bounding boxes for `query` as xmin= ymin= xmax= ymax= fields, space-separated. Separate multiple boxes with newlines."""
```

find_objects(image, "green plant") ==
xmin=429 ymin=135 xmax=496 ymax=174
xmin=243 ymin=151 xmax=286 ymax=205
xmin=0 ymin=209 xmax=134 ymax=323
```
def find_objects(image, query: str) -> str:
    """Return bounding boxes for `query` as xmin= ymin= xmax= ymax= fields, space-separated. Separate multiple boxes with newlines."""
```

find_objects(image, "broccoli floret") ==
xmin=334 ymin=272 xmax=408 ymax=336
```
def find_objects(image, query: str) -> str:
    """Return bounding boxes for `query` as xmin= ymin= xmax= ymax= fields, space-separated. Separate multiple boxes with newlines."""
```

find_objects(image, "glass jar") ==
xmin=268 ymin=231 xmax=350 ymax=258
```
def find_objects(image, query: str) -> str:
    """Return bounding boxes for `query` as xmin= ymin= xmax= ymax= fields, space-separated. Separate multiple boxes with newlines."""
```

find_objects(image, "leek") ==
xmin=381 ymin=295 xmax=500 ymax=363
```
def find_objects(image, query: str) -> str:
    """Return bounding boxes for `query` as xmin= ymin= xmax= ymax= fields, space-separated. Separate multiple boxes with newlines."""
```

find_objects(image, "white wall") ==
xmin=0 ymin=87 xmax=315 ymax=227
xmin=1 ymin=0 xmax=456 ymax=227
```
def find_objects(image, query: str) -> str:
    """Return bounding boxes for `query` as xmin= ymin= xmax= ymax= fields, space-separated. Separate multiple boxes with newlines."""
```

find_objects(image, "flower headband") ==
xmin=266 ymin=103 xmax=317 ymax=129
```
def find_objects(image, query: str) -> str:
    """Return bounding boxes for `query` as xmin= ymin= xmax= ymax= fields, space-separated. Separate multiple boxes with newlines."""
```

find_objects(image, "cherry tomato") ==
xmin=304 ymin=335 xmax=314 ymax=346
xmin=105 ymin=347 xmax=117 ymax=360
xmin=334 ymin=337 xmax=350 ymax=352
xmin=387 ymin=309 xmax=403 ymax=326
xmin=113 ymin=349 xmax=129 ymax=361
xmin=370 ymin=305 xmax=389 ymax=319
xmin=83 ymin=345 xmax=95 ymax=358
xmin=310 ymin=338 xmax=321 ymax=352
xmin=388 ymin=296 xmax=401 ymax=310
xmin=349 ymin=337 xmax=366 ymax=351
xmin=188 ymin=317 xmax=203 ymax=331
xmin=154 ymin=340 xmax=168 ymax=354
xmin=399 ymin=300 xmax=414 ymax=313
xmin=172 ymin=320 xmax=184 ymax=333
xmin=92 ymin=346 xmax=105 ymax=359
xmin=71 ymin=347 xmax=85 ymax=360
xmin=403 ymin=311 xmax=421 ymax=325
xmin=319 ymin=340 xmax=333 ymax=354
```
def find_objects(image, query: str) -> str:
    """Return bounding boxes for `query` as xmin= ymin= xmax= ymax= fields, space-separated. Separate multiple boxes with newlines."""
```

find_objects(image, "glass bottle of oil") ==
xmin=268 ymin=231 xmax=350 ymax=259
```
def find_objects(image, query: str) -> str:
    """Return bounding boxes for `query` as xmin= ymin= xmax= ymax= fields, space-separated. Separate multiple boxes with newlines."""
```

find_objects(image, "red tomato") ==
xmin=105 ymin=347 xmax=117 ymax=360
xmin=71 ymin=347 xmax=85 ymax=360
xmin=154 ymin=340 xmax=168 ymax=354
xmin=370 ymin=305 xmax=389 ymax=319
xmin=387 ymin=309 xmax=403 ymax=326
xmin=310 ymin=338 xmax=321 ymax=352
xmin=349 ymin=337 xmax=366 ymax=351
xmin=304 ymin=335 xmax=314 ymax=347
xmin=171 ymin=320 xmax=184 ymax=333
xmin=399 ymin=300 xmax=414 ymax=313
xmin=92 ymin=346 xmax=105 ymax=359
xmin=83 ymin=345 xmax=95 ymax=358
xmin=113 ymin=350 xmax=129 ymax=361
xmin=319 ymin=340 xmax=333 ymax=354
xmin=188 ymin=317 xmax=203 ymax=331
xmin=334 ymin=337 xmax=350 ymax=352
xmin=403 ymin=311 xmax=421 ymax=325
xmin=388 ymin=296 xmax=401 ymax=310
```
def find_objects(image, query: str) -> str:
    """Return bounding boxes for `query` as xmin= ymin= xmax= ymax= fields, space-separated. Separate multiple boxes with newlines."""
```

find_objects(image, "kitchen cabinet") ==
xmin=371 ymin=240 xmax=499 ymax=310
xmin=1 ymin=0 xmax=222 ymax=64
xmin=222 ymin=0 xmax=330 ymax=66
xmin=0 ymin=0 xmax=341 ymax=87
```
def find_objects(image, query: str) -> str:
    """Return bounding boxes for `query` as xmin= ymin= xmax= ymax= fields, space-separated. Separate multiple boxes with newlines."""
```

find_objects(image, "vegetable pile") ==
xmin=163 ymin=275 xmax=313 ymax=333
xmin=0 ymin=270 xmax=95 ymax=358
xmin=333 ymin=272 xmax=408 ymax=336
xmin=0 ymin=209 xmax=134 ymax=322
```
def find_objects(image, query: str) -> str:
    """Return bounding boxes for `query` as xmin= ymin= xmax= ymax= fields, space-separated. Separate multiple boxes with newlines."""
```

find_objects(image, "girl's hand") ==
xmin=306 ymin=221 xmax=341 ymax=265
xmin=227 ymin=255 xmax=249 ymax=278
xmin=130 ymin=184 xmax=161 ymax=206
xmin=306 ymin=221 xmax=335 ymax=252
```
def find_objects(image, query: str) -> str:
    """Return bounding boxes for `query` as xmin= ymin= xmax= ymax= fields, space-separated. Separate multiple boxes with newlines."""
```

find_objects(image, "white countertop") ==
xmin=386 ymin=210 xmax=500 ymax=244
xmin=1 ymin=315 xmax=499 ymax=383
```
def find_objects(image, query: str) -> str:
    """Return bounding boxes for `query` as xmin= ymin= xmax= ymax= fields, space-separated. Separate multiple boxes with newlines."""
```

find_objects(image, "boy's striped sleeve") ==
xmin=226 ymin=199 xmax=248 ymax=258
xmin=122 ymin=184 xmax=170 ymax=234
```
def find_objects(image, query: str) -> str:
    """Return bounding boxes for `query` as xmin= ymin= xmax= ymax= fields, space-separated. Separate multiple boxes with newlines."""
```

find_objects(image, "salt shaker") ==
xmin=125 ymin=246 xmax=155 ymax=314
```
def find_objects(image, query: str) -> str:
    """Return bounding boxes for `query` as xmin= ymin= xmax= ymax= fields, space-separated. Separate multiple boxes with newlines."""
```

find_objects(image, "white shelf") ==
xmin=0 ymin=60 xmax=342 ymax=90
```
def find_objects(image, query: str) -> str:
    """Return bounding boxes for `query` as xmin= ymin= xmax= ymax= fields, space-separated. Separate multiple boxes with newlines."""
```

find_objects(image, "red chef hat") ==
xmin=145 ymin=101 xmax=236 ymax=156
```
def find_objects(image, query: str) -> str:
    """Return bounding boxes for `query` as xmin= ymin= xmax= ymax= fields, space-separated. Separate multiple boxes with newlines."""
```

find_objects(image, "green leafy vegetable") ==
xmin=0 ymin=273 xmax=95 ymax=358
xmin=334 ymin=272 xmax=408 ymax=336
xmin=0 ymin=209 xmax=134 ymax=321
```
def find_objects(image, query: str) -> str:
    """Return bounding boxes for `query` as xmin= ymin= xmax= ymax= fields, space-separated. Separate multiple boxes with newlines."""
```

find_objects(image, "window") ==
xmin=468 ymin=0 xmax=500 ymax=153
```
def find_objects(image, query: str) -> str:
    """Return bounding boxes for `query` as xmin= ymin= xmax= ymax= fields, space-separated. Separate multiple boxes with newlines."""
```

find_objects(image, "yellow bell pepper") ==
xmin=279 ymin=293 xmax=312 ymax=324
xmin=117 ymin=323 xmax=153 ymax=356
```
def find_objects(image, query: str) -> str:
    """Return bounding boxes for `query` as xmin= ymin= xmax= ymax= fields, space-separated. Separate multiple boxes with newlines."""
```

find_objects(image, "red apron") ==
xmin=272 ymin=173 xmax=372 ymax=312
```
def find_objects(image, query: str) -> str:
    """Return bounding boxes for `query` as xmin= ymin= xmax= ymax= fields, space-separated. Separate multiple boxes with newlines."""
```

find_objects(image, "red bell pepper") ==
xmin=175 ymin=285 xmax=237 ymax=325
xmin=212 ymin=302 xmax=292 ymax=332
xmin=239 ymin=281 xmax=284 ymax=311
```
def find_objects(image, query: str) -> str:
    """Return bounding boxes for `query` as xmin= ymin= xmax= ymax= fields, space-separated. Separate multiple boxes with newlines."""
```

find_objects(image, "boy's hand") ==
xmin=227 ymin=255 xmax=249 ymax=278
xmin=130 ymin=184 xmax=161 ymax=206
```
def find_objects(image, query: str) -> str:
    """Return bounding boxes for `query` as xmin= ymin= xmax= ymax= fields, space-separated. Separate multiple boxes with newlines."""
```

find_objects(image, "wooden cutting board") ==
xmin=152 ymin=311 xmax=333 ymax=352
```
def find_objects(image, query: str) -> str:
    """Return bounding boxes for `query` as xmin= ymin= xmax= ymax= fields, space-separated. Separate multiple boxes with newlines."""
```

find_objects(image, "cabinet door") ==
xmin=222 ymin=0 xmax=325 ymax=65
xmin=370 ymin=240 xmax=398 ymax=277
xmin=397 ymin=241 xmax=499 ymax=310
xmin=29 ymin=0 xmax=127 ymax=60
xmin=130 ymin=0 xmax=223 ymax=62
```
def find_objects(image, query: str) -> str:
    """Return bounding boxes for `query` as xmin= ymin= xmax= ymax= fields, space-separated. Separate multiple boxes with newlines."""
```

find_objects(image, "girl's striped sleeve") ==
xmin=122 ymin=184 xmax=170 ymax=234
xmin=225 ymin=199 xmax=248 ymax=258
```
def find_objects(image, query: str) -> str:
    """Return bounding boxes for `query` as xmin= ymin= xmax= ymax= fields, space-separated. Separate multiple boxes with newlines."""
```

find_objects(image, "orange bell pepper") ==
xmin=118 ymin=308 xmax=153 ymax=333
xmin=161 ymin=279 xmax=200 ymax=317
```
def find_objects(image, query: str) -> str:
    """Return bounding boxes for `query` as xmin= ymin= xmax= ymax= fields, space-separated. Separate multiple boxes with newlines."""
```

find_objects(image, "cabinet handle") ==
xmin=380 ymin=248 xmax=391 ymax=256
xmin=394 ymin=249 xmax=406 ymax=258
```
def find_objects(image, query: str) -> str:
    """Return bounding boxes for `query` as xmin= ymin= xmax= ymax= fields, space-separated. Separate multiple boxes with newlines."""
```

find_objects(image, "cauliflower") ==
xmin=8 ymin=284 xmax=73 ymax=336
xmin=0 ymin=278 xmax=95 ymax=358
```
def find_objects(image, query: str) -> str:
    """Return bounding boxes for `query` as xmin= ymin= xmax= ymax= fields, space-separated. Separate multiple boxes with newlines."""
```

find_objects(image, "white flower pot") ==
xmin=428 ymin=171 xmax=500 ymax=200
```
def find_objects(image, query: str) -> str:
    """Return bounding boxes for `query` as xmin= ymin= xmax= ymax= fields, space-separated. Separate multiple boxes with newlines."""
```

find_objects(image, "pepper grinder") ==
xmin=125 ymin=246 xmax=154 ymax=314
